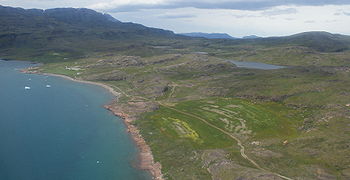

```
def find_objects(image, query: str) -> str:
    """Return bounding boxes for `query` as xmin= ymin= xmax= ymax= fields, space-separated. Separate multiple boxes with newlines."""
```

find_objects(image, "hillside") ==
xmin=260 ymin=31 xmax=350 ymax=52
xmin=0 ymin=5 xmax=178 ymax=62
xmin=1 ymin=5 xmax=350 ymax=63
xmin=191 ymin=31 xmax=350 ymax=66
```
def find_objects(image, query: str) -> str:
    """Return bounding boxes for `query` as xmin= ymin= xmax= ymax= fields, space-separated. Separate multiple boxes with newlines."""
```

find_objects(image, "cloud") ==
xmin=86 ymin=0 xmax=164 ymax=12
xmin=285 ymin=18 xmax=295 ymax=21
xmin=159 ymin=14 xmax=196 ymax=19
xmin=229 ymin=7 xmax=297 ymax=19
xmin=86 ymin=0 xmax=350 ymax=12
xmin=2 ymin=0 xmax=350 ymax=12
xmin=304 ymin=20 xmax=316 ymax=23
xmin=262 ymin=8 xmax=297 ymax=16
xmin=333 ymin=10 xmax=350 ymax=16
xmin=231 ymin=14 xmax=260 ymax=18
xmin=325 ymin=19 xmax=338 ymax=23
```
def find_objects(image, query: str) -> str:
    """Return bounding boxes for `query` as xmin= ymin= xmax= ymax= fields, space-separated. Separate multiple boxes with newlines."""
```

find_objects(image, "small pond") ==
xmin=229 ymin=60 xmax=285 ymax=70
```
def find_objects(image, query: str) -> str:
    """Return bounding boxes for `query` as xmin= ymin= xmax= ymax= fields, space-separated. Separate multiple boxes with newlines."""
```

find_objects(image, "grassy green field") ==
xmin=34 ymin=51 xmax=350 ymax=179
xmin=137 ymin=97 xmax=322 ymax=179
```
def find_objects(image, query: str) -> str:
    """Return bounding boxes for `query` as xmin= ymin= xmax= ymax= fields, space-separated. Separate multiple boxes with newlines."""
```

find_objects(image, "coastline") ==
xmin=22 ymin=70 xmax=163 ymax=180
xmin=41 ymin=73 xmax=121 ymax=97
xmin=104 ymin=105 xmax=163 ymax=180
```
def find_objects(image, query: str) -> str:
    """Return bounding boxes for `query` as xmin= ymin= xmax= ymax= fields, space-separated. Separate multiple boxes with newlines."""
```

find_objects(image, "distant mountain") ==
xmin=0 ymin=5 xmax=178 ymax=61
xmin=180 ymin=32 xmax=237 ymax=39
xmin=205 ymin=31 xmax=350 ymax=52
xmin=181 ymin=31 xmax=350 ymax=52
xmin=255 ymin=31 xmax=350 ymax=52
xmin=181 ymin=33 xmax=263 ymax=40
xmin=242 ymin=35 xmax=261 ymax=39
xmin=0 ymin=5 xmax=174 ymax=33
xmin=1 ymin=5 xmax=350 ymax=62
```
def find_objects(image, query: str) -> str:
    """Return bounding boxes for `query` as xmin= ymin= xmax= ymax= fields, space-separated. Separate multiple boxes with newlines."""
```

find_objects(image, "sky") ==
xmin=1 ymin=0 xmax=350 ymax=37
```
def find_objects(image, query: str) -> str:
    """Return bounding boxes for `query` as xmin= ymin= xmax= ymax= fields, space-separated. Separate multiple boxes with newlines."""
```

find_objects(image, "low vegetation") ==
xmin=36 ymin=51 xmax=350 ymax=179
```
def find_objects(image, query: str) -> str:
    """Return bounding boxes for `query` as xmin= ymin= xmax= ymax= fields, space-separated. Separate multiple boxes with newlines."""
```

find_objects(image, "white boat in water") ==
xmin=24 ymin=86 xmax=31 ymax=90
xmin=46 ymin=85 xmax=51 ymax=88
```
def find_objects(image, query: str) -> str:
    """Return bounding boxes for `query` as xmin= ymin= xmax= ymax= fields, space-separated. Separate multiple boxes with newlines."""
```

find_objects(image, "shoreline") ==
xmin=22 ymin=70 xmax=163 ymax=180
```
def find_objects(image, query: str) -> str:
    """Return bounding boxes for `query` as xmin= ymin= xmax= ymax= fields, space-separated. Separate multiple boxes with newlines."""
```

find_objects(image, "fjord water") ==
xmin=0 ymin=60 xmax=150 ymax=180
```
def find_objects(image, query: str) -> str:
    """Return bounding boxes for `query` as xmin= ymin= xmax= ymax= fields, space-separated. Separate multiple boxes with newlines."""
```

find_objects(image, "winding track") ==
xmin=108 ymin=82 xmax=293 ymax=180
xmin=167 ymin=84 xmax=177 ymax=101
xmin=158 ymin=102 xmax=293 ymax=180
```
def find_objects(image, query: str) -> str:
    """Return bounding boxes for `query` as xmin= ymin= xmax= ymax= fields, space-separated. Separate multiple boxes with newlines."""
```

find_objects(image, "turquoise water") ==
xmin=0 ymin=60 xmax=150 ymax=180
xmin=229 ymin=60 xmax=285 ymax=70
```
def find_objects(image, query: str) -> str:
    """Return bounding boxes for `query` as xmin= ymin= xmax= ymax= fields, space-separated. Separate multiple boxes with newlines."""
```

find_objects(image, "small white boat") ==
xmin=46 ymin=85 xmax=51 ymax=88
xmin=24 ymin=86 xmax=31 ymax=90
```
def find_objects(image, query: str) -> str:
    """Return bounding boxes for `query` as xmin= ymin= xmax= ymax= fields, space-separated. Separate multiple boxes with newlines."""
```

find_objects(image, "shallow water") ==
xmin=0 ymin=60 xmax=150 ymax=180
xmin=229 ymin=60 xmax=285 ymax=70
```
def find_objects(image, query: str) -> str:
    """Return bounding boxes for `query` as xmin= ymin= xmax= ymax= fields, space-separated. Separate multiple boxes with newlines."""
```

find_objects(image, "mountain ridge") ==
xmin=0 ymin=5 xmax=179 ymax=61
xmin=242 ymin=35 xmax=261 ymax=39
xmin=1 ymin=5 xmax=350 ymax=61
xmin=180 ymin=32 xmax=237 ymax=39
xmin=257 ymin=31 xmax=350 ymax=52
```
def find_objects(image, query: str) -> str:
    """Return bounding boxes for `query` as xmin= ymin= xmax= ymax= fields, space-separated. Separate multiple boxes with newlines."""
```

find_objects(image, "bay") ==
xmin=0 ymin=60 xmax=150 ymax=180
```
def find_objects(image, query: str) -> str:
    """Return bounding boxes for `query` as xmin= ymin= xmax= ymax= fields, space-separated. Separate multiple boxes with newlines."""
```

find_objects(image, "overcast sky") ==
xmin=1 ymin=0 xmax=350 ymax=37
